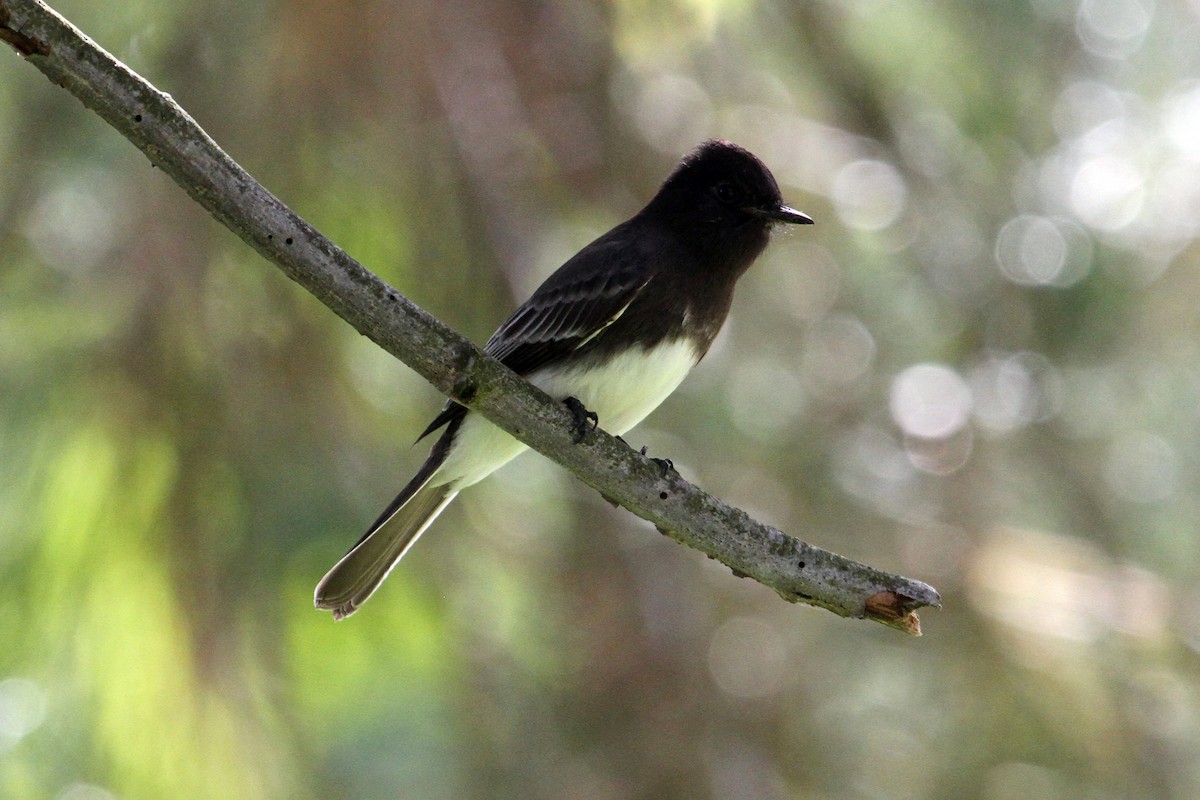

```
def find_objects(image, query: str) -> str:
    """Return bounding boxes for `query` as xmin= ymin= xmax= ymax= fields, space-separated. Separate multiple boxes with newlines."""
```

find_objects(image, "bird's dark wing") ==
xmin=417 ymin=228 xmax=653 ymax=441
xmin=484 ymin=240 xmax=651 ymax=373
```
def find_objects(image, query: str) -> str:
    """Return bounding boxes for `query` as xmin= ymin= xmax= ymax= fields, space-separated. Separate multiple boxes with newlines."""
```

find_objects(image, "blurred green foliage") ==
xmin=3 ymin=0 xmax=1200 ymax=798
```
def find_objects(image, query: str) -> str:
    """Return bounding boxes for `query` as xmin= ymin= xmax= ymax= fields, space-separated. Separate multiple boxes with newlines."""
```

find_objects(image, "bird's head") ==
xmin=647 ymin=140 xmax=813 ymax=234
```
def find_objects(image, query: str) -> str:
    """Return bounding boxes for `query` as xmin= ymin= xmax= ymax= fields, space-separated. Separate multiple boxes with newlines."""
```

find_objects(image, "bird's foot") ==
xmin=639 ymin=445 xmax=675 ymax=477
xmin=563 ymin=396 xmax=598 ymax=443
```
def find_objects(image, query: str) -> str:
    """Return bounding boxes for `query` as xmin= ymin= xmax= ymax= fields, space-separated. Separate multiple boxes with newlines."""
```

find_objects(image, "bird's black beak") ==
xmin=749 ymin=204 xmax=814 ymax=225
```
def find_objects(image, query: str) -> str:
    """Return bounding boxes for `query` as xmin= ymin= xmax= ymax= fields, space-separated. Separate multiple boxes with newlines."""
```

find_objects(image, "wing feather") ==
xmin=418 ymin=224 xmax=653 ymax=441
xmin=485 ymin=230 xmax=652 ymax=372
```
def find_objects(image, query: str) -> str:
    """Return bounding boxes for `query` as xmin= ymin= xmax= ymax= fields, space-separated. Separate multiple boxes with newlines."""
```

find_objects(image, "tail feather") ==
xmin=315 ymin=481 xmax=458 ymax=619
xmin=315 ymin=422 xmax=461 ymax=620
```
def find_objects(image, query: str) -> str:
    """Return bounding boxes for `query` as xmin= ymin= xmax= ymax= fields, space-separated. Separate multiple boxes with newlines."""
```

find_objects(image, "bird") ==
xmin=315 ymin=139 xmax=813 ymax=619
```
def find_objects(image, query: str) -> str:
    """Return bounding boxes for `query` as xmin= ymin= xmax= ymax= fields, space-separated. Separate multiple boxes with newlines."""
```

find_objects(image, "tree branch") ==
xmin=1 ymin=0 xmax=940 ymax=633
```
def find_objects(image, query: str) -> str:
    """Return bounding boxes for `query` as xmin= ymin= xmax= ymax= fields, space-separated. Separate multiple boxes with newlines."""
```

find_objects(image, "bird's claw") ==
xmin=639 ymin=445 xmax=675 ymax=477
xmin=563 ymin=396 xmax=598 ymax=443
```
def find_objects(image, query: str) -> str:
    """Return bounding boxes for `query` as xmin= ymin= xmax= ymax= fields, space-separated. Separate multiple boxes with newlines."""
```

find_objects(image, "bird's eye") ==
xmin=714 ymin=181 xmax=741 ymax=204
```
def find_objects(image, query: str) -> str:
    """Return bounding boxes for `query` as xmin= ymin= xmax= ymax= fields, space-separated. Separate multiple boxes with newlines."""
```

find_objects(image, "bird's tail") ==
xmin=314 ymin=478 xmax=458 ymax=620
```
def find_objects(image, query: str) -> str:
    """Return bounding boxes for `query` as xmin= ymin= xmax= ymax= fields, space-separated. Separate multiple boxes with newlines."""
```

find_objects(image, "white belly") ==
xmin=434 ymin=339 xmax=699 ymax=489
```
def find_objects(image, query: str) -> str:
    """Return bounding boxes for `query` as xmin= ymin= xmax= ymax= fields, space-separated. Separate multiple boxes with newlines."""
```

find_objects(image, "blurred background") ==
xmin=3 ymin=0 xmax=1200 ymax=797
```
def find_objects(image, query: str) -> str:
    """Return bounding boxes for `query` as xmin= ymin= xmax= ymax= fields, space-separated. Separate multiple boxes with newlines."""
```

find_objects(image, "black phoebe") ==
xmin=315 ymin=139 xmax=812 ymax=619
